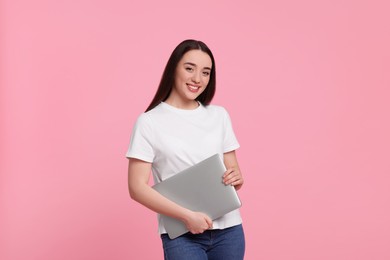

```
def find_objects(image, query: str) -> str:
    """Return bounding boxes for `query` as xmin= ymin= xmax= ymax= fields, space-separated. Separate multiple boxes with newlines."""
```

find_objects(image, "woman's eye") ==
xmin=203 ymin=71 xmax=210 ymax=76
xmin=185 ymin=67 xmax=194 ymax=72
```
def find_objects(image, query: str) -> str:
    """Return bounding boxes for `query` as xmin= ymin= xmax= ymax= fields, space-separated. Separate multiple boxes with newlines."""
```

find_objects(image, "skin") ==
xmin=165 ymin=49 xmax=212 ymax=110
xmin=128 ymin=49 xmax=244 ymax=234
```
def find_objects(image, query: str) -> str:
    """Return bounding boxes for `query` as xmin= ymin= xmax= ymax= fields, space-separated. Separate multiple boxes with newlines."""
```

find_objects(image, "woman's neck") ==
xmin=164 ymin=96 xmax=199 ymax=110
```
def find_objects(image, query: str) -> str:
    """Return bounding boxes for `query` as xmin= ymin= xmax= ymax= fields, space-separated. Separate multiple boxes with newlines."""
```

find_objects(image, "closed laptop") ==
xmin=152 ymin=154 xmax=242 ymax=239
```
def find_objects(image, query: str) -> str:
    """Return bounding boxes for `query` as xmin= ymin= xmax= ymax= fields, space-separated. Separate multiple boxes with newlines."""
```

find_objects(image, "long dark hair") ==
xmin=145 ymin=39 xmax=216 ymax=112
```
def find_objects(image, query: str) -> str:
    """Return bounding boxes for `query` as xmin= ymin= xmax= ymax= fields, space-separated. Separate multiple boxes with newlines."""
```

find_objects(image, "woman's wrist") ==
xmin=178 ymin=208 xmax=193 ymax=223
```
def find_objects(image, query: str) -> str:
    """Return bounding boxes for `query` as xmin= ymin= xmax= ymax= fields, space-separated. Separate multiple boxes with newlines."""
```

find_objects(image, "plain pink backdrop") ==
xmin=1 ymin=0 xmax=390 ymax=259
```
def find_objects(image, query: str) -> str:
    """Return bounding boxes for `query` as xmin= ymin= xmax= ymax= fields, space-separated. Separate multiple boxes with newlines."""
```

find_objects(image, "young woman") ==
xmin=126 ymin=39 xmax=245 ymax=259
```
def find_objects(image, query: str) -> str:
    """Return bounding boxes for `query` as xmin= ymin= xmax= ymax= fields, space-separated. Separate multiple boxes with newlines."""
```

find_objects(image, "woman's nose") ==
xmin=192 ymin=73 xmax=201 ymax=83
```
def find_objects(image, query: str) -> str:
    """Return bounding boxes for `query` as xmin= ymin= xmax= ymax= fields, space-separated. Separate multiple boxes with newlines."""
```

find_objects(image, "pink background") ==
xmin=1 ymin=0 xmax=390 ymax=259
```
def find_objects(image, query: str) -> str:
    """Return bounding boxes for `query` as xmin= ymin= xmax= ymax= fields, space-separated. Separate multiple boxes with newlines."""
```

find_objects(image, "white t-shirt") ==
xmin=126 ymin=101 xmax=242 ymax=234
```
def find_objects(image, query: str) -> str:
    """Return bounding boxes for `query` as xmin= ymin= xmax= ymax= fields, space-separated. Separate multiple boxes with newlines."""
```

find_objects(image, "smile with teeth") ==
xmin=187 ymin=84 xmax=201 ymax=93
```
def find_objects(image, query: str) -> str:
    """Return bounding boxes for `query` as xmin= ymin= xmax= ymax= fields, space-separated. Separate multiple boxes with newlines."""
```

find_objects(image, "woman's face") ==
xmin=171 ymin=49 xmax=212 ymax=104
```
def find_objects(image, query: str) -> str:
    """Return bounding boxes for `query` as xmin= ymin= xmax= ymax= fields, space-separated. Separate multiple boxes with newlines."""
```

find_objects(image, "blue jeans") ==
xmin=161 ymin=224 xmax=245 ymax=260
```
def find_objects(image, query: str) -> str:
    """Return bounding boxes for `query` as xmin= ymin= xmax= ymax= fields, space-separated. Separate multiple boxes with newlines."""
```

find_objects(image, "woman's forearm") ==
xmin=129 ymin=181 xmax=192 ymax=222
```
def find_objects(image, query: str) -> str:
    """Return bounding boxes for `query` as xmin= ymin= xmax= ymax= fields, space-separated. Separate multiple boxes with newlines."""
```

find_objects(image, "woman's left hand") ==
xmin=223 ymin=167 xmax=244 ymax=190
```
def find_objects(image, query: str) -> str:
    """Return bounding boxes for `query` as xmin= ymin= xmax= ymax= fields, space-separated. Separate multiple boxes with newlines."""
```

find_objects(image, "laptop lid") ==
xmin=152 ymin=154 xmax=242 ymax=239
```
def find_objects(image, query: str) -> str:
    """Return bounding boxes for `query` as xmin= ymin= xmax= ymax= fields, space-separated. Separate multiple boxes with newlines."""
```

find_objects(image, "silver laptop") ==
xmin=152 ymin=154 xmax=242 ymax=239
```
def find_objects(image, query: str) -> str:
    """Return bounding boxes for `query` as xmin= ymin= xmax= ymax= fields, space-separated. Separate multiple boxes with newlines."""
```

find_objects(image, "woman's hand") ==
xmin=223 ymin=151 xmax=244 ymax=190
xmin=223 ymin=166 xmax=244 ymax=190
xmin=183 ymin=211 xmax=213 ymax=234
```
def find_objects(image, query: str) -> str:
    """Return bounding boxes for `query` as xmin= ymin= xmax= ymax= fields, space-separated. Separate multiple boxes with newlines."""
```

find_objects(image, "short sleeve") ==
xmin=222 ymin=108 xmax=240 ymax=153
xmin=126 ymin=113 xmax=155 ymax=162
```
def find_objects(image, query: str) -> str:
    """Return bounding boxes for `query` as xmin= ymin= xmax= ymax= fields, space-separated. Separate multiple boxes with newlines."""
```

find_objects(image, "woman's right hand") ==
xmin=183 ymin=211 xmax=213 ymax=234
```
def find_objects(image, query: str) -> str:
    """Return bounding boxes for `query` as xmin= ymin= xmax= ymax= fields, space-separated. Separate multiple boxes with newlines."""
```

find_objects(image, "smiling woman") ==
xmin=165 ymin=50 xmax=212 ymax=108
xmin=126 ymin=39 xmax=245 ymax=259
xmin=145 ymin=40 xmax=217 ymax=112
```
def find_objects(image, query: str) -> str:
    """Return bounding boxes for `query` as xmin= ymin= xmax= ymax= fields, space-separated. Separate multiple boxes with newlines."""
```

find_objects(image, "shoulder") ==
xmin=132 ymin=113 xmax=152 ymax=133
xmin=203 ymin=104 xmax=230 ymax=117
xmin=203 ymin=104 xmax=228 ymax=113
xmin=135 ymin=103 xmax=164 ymax=123
xmin=144 ymin=103 xmax=168 ymax=118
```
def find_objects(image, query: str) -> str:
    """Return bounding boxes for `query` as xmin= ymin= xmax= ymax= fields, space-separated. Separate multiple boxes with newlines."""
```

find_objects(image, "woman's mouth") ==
xmin=187 ymin=84 xmax=200 ymax=93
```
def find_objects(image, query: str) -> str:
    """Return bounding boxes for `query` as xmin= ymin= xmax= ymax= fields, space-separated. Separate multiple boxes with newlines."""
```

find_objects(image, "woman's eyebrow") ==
xmin=184 ymin=62 xmax=211 ymax=70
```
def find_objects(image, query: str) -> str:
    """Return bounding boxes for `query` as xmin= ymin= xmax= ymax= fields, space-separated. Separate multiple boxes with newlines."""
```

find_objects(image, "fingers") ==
xmin=186 ymin=212 xmax=213 ymax=234
xmin=223 ymin=168 xmax=243 ymax=187
xmin=223 ymin=168 xmax=234 ymax=178
xmin=205 ymin=216 xmax=213 ymax=229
